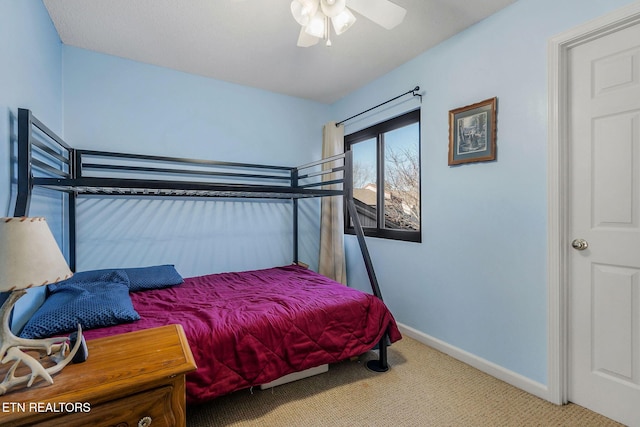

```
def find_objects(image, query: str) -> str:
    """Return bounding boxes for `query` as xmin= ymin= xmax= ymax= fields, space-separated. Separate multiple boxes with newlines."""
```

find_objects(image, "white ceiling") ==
xmin=43 ymin=0 xmax=516 ymax=104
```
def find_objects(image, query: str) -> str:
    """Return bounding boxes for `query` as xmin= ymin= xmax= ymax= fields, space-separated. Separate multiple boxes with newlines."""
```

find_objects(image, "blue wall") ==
xmin=62 ymin=47 xmax=330 ymax=276
xmin=333 ymin=0 xmax=638 ymax=386
xmin=0 ymin=0 xmax=62 ymax=218
xmin=0 ymin=0 xmax=64 ymax=331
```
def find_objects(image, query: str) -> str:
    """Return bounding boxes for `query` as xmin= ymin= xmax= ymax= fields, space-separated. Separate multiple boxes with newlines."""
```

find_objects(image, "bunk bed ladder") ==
xmin=344 ymin=150 xmax=389 ymax=372
xmin=345 ymin=199 xmax=389 ymax=372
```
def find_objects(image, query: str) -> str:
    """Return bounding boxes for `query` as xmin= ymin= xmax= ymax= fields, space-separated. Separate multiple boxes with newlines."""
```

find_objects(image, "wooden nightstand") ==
xmin=0 ymin=324 xmax=197 ymax=427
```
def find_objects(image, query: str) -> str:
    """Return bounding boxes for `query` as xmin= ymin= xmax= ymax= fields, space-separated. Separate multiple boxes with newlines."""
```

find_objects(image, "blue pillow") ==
xmin=53 ymin=265 xmax=183 ymax=292
xmin=19 ymin=271 xmax=140 ymax=339
xmin=47 ymin=269 xmax=128 ymax=293
xmin=124 ymin=265 xmax=183 ymax=292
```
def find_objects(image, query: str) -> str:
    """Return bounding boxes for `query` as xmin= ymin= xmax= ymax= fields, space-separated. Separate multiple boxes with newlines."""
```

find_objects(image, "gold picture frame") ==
xmin=448 ymin=97 xmax=497 ymax=166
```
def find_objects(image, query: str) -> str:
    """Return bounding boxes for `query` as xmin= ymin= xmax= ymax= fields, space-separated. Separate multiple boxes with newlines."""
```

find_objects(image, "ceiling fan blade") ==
xmin=297 ymin=27 xmax=320 ymax=47
xmin=347 ymin=0 xmax=406 ymax=30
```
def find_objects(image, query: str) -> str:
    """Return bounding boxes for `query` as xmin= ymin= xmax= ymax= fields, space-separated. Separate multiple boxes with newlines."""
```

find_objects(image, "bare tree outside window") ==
xmin=384 ymin=144 xmax=420 ymax=231
xmin=352 ymin=160 xmax=376 ymax=189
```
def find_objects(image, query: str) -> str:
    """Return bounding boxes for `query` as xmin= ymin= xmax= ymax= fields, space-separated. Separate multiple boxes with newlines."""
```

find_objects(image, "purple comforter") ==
xmin=82 ymin=264 xmax=401 ymax=404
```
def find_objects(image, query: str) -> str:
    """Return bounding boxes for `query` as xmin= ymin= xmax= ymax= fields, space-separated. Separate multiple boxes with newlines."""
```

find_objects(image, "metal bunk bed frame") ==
xmin=13 ymin=108 xmax=390 ymax=372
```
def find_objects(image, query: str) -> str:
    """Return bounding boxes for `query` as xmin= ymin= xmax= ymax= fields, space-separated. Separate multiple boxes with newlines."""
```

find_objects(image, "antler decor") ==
xmin=0 ymin=291 xmax=82 ymax=395
xmin=0 ymin=216 xmax=80 ymax=395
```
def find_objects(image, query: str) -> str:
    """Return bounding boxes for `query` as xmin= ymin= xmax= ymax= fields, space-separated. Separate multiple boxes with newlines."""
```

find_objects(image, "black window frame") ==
xmin=345 ymin=109 xmax=421 ymax=243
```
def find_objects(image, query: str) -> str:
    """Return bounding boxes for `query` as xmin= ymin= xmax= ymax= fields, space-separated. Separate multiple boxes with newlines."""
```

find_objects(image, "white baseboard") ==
xmin=397 ymin=322 xmax=551 ymax=402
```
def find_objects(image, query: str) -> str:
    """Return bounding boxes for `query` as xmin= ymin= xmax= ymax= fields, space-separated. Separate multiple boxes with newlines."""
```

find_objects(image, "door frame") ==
xmin=547 ymin=0 xmax=640 ymax=406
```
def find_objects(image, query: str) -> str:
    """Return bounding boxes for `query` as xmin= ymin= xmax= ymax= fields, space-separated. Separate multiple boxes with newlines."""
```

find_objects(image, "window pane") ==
xmin=344 ymin=108 xmax=421 ymax=243
xmin=383 ymin=123 xmax=420 ymax=231
xmin=351 ymin=137 xmax=377 ymax=228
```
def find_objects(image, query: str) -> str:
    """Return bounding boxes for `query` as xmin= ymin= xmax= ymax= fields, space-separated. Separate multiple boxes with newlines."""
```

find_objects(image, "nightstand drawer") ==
xmin=32 ymin=385 xmax=176 ymax=427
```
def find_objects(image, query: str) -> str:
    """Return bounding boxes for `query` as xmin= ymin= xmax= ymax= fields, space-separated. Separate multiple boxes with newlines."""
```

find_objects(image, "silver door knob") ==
xmin=571 ymin=239 xmax=589 ymax=250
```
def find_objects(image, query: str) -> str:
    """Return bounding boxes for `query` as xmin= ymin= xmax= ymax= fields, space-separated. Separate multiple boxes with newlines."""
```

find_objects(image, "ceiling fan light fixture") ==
xmin=290 ymin=0 xmax=319 ymax=26
xmin=304 ymin=11 xmax=326 ymax=39
xmin=292 ymin=0 xmax=407 ymax=47
xmin=320 ymin=0 xmax=346 ymax=18
xmin=331 ymin=8 xmax=356 ymax=35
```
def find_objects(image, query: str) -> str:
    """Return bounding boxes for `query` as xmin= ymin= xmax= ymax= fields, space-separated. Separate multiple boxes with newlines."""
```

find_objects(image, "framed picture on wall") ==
xmin=448 ymin=97 xmax=497 ymax=165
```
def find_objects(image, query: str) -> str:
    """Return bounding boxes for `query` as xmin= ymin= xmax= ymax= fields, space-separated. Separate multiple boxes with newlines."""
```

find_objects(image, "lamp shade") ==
xmin=0 ymin=217 xmax=72 ymax=292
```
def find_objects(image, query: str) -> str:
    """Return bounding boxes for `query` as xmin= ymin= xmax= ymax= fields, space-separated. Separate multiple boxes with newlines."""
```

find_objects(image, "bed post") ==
xmin=292 ymin=169 xmax=299 ymax=264
xmin=68 ymin=150 xmax=80 ymax=272
xmin=344 ymin=150 xmax=389 ymax=372
xmin=293 ymin=200 xmax=299 ymax=264
xmin=14 ymin=109 xmax=32 ymax=217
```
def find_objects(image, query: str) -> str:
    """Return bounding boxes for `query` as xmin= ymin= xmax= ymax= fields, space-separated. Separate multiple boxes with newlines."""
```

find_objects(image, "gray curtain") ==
xmin=319 ymin=121 xmax=346 ymax=284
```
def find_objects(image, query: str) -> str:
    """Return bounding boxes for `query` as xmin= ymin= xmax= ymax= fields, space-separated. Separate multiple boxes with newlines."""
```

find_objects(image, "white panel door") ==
xmin=568 ymin=21 xmax=640 ymax=427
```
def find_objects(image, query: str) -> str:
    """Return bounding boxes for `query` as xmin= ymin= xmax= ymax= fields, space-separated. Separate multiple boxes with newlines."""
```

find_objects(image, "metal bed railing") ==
xmin=13 ymin=107 xmax=390 ymax=372
xmin=17 ymin=132 xmax=347 ymax=201
xmin=38 ymin=149 xmax=346 ymax=198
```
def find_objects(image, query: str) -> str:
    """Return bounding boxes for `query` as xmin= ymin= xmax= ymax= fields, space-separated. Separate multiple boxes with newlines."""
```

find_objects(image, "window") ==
xmin=345 ymin=109 xmax=421 ymax=242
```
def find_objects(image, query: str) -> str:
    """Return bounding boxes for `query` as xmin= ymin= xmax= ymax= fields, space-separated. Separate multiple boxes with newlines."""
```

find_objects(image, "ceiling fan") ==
xmin=290 ymin=0 xmax=407 ymax=47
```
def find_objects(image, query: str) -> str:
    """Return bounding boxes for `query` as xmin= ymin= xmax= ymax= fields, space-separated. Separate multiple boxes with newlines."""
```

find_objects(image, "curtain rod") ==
xmin=336 ymin=86 xmax=421 ymax=127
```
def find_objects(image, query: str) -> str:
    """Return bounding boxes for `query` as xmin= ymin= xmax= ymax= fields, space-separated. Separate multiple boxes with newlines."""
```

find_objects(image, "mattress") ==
xmin=82 ymin=264 xmax=401 ymax=404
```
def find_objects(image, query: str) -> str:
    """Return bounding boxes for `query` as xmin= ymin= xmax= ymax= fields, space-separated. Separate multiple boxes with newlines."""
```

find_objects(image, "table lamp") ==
xmin=0 ymin=217 xmax=82 ymax=395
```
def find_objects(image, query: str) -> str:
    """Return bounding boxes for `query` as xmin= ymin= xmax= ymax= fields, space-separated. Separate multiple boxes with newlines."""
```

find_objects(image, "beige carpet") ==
xmin=187 ymin=337 xmax=622 ymax=426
